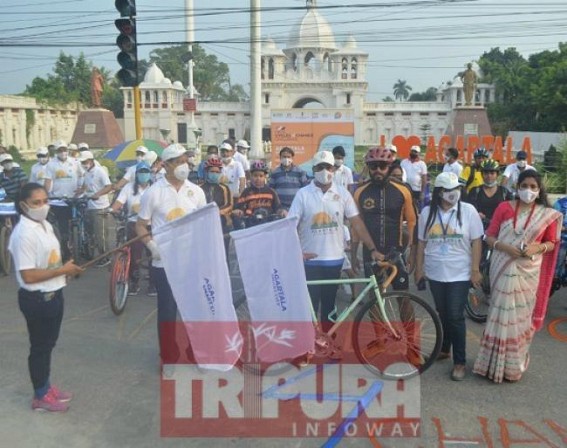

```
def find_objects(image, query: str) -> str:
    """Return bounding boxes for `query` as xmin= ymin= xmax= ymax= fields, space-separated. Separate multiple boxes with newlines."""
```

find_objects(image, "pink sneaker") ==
xmin=32 ymin=392 xmax=69 ymax=412
xmin=49 ymin=385 xmax=73 ymax=403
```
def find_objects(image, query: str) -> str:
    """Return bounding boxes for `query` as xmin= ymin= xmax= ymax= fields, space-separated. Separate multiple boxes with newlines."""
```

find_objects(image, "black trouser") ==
xmin=305 ymin=264 xmax=343 ymax=333
xmin=18 ymin=288 xmax=64 ymax=398
xmin=50 ymin=206 xmax=72 ymax=261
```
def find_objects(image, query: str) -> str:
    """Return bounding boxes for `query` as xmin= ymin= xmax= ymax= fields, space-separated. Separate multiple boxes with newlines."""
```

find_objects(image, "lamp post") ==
xmin=185 ymin=0 xmax=198 ymax=150
xmin=250 ymin=0 xmax=262 ymax=158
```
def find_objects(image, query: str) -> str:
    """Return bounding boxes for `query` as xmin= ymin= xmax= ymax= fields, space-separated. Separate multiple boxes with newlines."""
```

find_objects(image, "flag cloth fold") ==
xmin=153 ymin=202 xmax=241 ymax=371
xmin=231 ymin=217 xmax=315 ymax=362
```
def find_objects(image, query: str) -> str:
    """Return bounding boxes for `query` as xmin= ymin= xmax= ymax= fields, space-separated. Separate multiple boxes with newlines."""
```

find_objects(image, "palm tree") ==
xmin=393 ymin=79 xmax=412 ymax=101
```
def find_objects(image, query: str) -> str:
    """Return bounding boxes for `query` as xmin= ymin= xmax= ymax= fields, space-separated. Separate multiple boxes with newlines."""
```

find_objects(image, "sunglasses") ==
xmin=367 ymin=162 xmax=389 ymax=170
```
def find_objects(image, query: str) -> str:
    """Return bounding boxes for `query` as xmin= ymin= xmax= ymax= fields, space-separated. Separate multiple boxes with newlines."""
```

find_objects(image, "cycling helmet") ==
xmin=473 ymin=147 xmax=490 ymax=159
xmin=204 ymin=156 xmax=223 ymax=169
xmin=136 ymin=161 xmax=151 ymax=172
xmin=481 ymin=159 xmax=499 ymax=172
xmin=250 ymin=160 xmax=269 ymax=173
xmin=364 ymin=146 xmax=394 ymax=164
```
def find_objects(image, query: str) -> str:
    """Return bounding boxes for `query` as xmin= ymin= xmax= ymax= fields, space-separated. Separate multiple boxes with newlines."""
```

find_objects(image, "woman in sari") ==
xmin=474 ymin=170 xmax=561 ymax=383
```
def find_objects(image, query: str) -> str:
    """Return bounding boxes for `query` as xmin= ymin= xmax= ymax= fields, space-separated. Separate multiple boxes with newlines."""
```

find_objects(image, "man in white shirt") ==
xmin=234 ymin=139 xmax=251 ymax=178
xmin=46 ymin=141 xmax=83 ymax=261
xmin=136 ymin=143 xmax=206 ymax=369
xmin=30 ymin=147 xmax=51 ymax=188
xmin=501 ymin=150 xmax=535 ymax=195
xmin=442 ymin=147 xmax=463 ymax=178
xmin=219 ymin=142 xmax=245 ymax=198
xmin=114 ymin=145 xmax=149 ymax=191
xmin=400 ymin=145 xmax=428 ymax=210
xmin=78 ymin=151 xmax=114 ymax=267
xmin=288 ymin=150 xmax=382 ymax=334
xmin=332 ymin=146 xmax=353 ymax=189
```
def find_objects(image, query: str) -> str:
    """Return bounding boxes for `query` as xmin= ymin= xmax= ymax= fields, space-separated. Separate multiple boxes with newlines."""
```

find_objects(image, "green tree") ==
xmin=382 ymin=96 xmax=395 ymax=102
xmin=409 ymin=87 xmax=437 ymax=101
xmin=393 ymin=79 xmax=412 ymax=101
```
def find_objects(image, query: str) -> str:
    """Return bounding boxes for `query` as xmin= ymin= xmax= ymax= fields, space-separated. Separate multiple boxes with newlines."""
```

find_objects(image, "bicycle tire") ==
xmin=353 ymin=291 xmax=442 ymax=380
xmin=70 ymin=225 xmax=81 ymax=264
xmin=0 ymin=225 xmax=12 ymax=275
xmin=81 ymin=224 xmax=95 ymax=261
xmin=465 ymin=263 xmax=490 ymax=323
xmin=109 ymin=250 xmax=130 ymax=315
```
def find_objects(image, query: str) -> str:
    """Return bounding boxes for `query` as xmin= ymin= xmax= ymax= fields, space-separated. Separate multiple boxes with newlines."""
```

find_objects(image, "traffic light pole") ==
xmin=133 ymin=85 xmax=142 ymax=140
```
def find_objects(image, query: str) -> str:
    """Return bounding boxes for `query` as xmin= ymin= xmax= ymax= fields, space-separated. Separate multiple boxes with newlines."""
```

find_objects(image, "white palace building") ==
xmin=125 ymin=0 xmax=496 ymax=149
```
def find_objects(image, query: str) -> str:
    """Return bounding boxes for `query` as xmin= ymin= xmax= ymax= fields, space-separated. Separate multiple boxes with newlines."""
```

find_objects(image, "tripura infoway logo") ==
xmin=202 ymin=278 xmax=216 ymax=315
xmin=271 ymin=268 xmax=288 ymax=312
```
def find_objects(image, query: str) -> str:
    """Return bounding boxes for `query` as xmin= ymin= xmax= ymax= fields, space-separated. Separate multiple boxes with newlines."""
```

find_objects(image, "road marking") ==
xmin=128 ymin=309 xmax=157 ymax=340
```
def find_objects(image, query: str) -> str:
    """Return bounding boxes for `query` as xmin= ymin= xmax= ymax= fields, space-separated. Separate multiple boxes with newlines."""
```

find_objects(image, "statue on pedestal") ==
xmin=460 ymin=63 xmax=477 ymax=106
xmin=90 ymin=67 xmax=104 ymax=108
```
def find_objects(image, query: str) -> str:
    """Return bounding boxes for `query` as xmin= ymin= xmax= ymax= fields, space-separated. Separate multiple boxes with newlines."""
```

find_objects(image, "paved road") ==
xmin=1 ymin=262 xmax=566 ymax=448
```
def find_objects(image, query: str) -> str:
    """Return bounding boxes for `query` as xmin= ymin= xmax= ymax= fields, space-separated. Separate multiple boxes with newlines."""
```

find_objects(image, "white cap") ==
xmin=78 ymin=150 xmax=94 ymax=162
xmin=161 ymin=143 xmax=187 ymax=162
xmin=312 ymin=151 xmax=335 ymax=166
xmin=410 ymin=145 xmax=421 ymax=153
xmin=78 ymin=142 xmax=89 ymax=150
xmin=219 ymin=142 xmax=233 ymax=152
xmin=53 ymin=140 xmax=68 ymax=150
xmin=36 ymin=147 xmax=49 ymax=156
xmin=236 ymin=139 xmax=250 ymax=149
xmin=145 ymin=151 xmax=158 ymax=166
xmin=386 ymin=144 xmax=398 ymax=153
xmin=68 ymin=143 xmax=78 ymax=151
xmin=434 ymin=172 xmax=460 ymax=189
xmin=135 ymin=145 xmax=148 ymax=154
xmin=0 ymin=154 xmax=14 ymax=164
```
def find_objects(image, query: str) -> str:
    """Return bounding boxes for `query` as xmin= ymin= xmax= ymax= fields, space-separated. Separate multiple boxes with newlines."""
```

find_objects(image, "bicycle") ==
xmin=465 ymin=241 xmax=491 ymax=323
xmin=109 ymin=210 xmax=131 ymax=315
xmin=0 ymin=200 xmax=17 ymax=275
xmin=235 ymin=259 xmax=443 ymax=380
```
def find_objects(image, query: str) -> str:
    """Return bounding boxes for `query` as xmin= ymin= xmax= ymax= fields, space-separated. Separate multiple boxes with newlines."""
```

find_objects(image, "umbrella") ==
xmin=104 ymin=139 xmax=168 ymax=168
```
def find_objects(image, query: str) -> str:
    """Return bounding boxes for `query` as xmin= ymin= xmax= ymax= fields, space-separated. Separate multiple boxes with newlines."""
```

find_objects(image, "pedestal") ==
xmin=447 ymin=107 xmax=492 ymax=139
xmin=71 ymin=109 xmax=124 ymax=149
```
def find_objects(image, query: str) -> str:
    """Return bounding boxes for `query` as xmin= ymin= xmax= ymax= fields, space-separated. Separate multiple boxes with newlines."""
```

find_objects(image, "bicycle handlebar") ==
xmin=370 ymin=260 xmax=398 ymax=291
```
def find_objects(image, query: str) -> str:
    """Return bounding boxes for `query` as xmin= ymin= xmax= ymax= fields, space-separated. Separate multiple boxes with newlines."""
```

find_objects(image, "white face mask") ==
xmin=173 ymin=163 xmax=189 ymax=181
xmin=187 ymin=156 xmax=196 ymax=166
xmin=281 ymin=157 xmax=292 ymax=167
xmin=57 ymin=152 xmax=68 ymax=162
xmin=222 ymin=156 xmax=232 ymax=164
xmin=38 ymin=157 xmax=49 ymax=165
xmin=441 ymin=189 xmax=461 ymax=205
xmin=517 ymin=160 xmax=527 ymax=169
xmin=443 ymin=154 xmax=450 ymax=162
xmin=24 ymin=203 xmax=50 ymax=222
xmin=314 ymin=169 xmax=333 ymax=186
xmin=484 ymin=181 xmax=498 ymax=187
xmin=335 ymin=159 xmax=344 ymax=167
xmin=518 ymin=188 xmax=539 ymax=204
xmin=3 ymin=162 xmax=13 ymax=171
xmin=136 ymin=155 xmax=144 ymax=163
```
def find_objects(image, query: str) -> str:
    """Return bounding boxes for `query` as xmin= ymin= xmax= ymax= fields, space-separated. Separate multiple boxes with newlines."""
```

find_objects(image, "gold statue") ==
xmin=460 ymin=63 xmax=477 ymax=106
xmin=91 ymin=67 xmax=104 ymax=108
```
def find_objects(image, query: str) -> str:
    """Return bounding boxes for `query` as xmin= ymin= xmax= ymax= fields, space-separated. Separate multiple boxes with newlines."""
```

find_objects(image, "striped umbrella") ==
xmin=104 ymin=139 xmax=168 ymax=168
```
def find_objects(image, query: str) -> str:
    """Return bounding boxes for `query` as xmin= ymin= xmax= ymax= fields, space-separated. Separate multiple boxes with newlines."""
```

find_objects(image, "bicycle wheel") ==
xmin=70 ymin=225 xmax=81 ymax=263
xmin=0 ymin=225 xmax=12 ymax=275
xmin=465 ymin=264 xmax=490 ymax=323
xmin=81 ymin=224 xmax=95 ymax=261
xmin=109 ymin=250 xmax=130 ymax=315
xmin=353 ymin=291 xmax=442 ymax=380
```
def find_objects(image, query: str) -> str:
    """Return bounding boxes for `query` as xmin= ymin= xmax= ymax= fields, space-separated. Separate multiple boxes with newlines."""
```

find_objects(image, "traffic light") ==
xmin=115 ymin=0 xmax=138 ymax=87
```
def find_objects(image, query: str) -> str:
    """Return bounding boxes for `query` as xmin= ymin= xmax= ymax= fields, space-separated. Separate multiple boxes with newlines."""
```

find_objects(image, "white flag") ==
xmin=231 ymin=217 xmax=315 ymax=362
xmin=153 ymin=203 xmax=242 ymax=371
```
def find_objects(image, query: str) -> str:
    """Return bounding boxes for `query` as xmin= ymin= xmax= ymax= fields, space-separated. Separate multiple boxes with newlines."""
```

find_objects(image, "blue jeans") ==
xmin=152 ymin=267 xmax=181 ymax=363
xmin=428 ymin=280 xmax=470 ymax=365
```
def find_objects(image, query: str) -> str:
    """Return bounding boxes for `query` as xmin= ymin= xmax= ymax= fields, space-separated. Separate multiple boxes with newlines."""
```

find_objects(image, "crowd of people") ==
xmin=2 ymin=139 xmax=565 ymax=412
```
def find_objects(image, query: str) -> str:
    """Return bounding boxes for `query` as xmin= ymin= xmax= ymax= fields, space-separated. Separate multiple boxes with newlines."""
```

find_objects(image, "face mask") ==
xmin=314 ymin=169 xmax=333 ymax=185
xmin=136 ymin=155 xmax=144 ymax=163
xmin=484 ymin=181 xmax=498 ymax=187
xmin=281 ymin=157 xmax=292 ymax=167
xmin=443 ymin=154 xmax=450 ymax=162
xmin=237 ymin=148 xmax=247 ymax=155
xmin=57 ymin=152 xmax=68 ymax=162
xmin=517 ymin=160 xmax=527 ymax=169
xmin=23 ymin=203 xmax=50 ymax=222
xmin=518 ymin=188 xmax=539 ymax=204
xmin=222 ymin=156 xmax=232 ymax=164
xmin=38 ymin=157 xmax=49 ymax=165
xmin=335 ymin=160 xmax=344 ymax=167
xmin=3 ymin=162 xmax=13 ymax=171
xmin=410 ymin=153 xmax=418 ymax=160
xmin=207 ymin=172 xmax=221 ymax=184
xmin=136 ymin=172 xmax=151 ymax=184
xmin=441 ymin=189 xmax=461 ymax=205
xmin=173 ymin=163 xmax=189 ymax=181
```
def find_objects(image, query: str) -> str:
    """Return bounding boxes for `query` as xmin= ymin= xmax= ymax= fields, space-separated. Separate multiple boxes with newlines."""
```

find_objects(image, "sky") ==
xmin=1 ymin=0 xmax=567 ymax=101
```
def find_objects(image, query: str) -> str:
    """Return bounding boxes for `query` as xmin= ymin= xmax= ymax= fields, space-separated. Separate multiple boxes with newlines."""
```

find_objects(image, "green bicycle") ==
xmin=235 ymin=260 xmax=443 ymax=380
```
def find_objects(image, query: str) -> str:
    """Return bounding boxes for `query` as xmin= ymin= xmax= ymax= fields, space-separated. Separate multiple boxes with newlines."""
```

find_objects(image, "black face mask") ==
xmin=410 ymin=153 xmax=418 ymax=160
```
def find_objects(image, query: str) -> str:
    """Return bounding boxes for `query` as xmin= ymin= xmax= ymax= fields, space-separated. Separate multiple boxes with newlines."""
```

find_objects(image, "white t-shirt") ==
xmin=400 ymin=158 xmax=428 ymax=193
xmin=233 ymin=151 xmax=250 ymax=172
xmin=122 ymin=165 xmax=137 ymax=184
xmin=503 ymin=163 xmax=536 ymax=193
xmin=9 ymin=215 xmax=66 ymax=292
xmin=47 ymin=158 xmax=82 ymax=198
xmin=138 ymin=177 xmax=206 ymax=268
xmin=30 ymin=161 xmax=52 ymax=188
xmin=221 ymin=160 xmax=245 ymax=197
xmin=288 ymin=181 xmax=359 ymax=263
xmin=418 ymin=202 xmax=484 ymax=282
xmin=334 ymin=165 xmax=354 ymax=189
xmin=443 ymin=161 xmax=463 ymax=178
xmin=83 ymin=165 xmax=111 ymax=209
xmin=116 ymin=183 xmax=150 ymax=222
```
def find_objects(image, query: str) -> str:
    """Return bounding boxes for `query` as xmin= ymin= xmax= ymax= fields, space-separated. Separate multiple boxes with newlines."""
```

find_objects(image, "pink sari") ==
xmin=473 ymin=201 xmax=561 ymax=383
